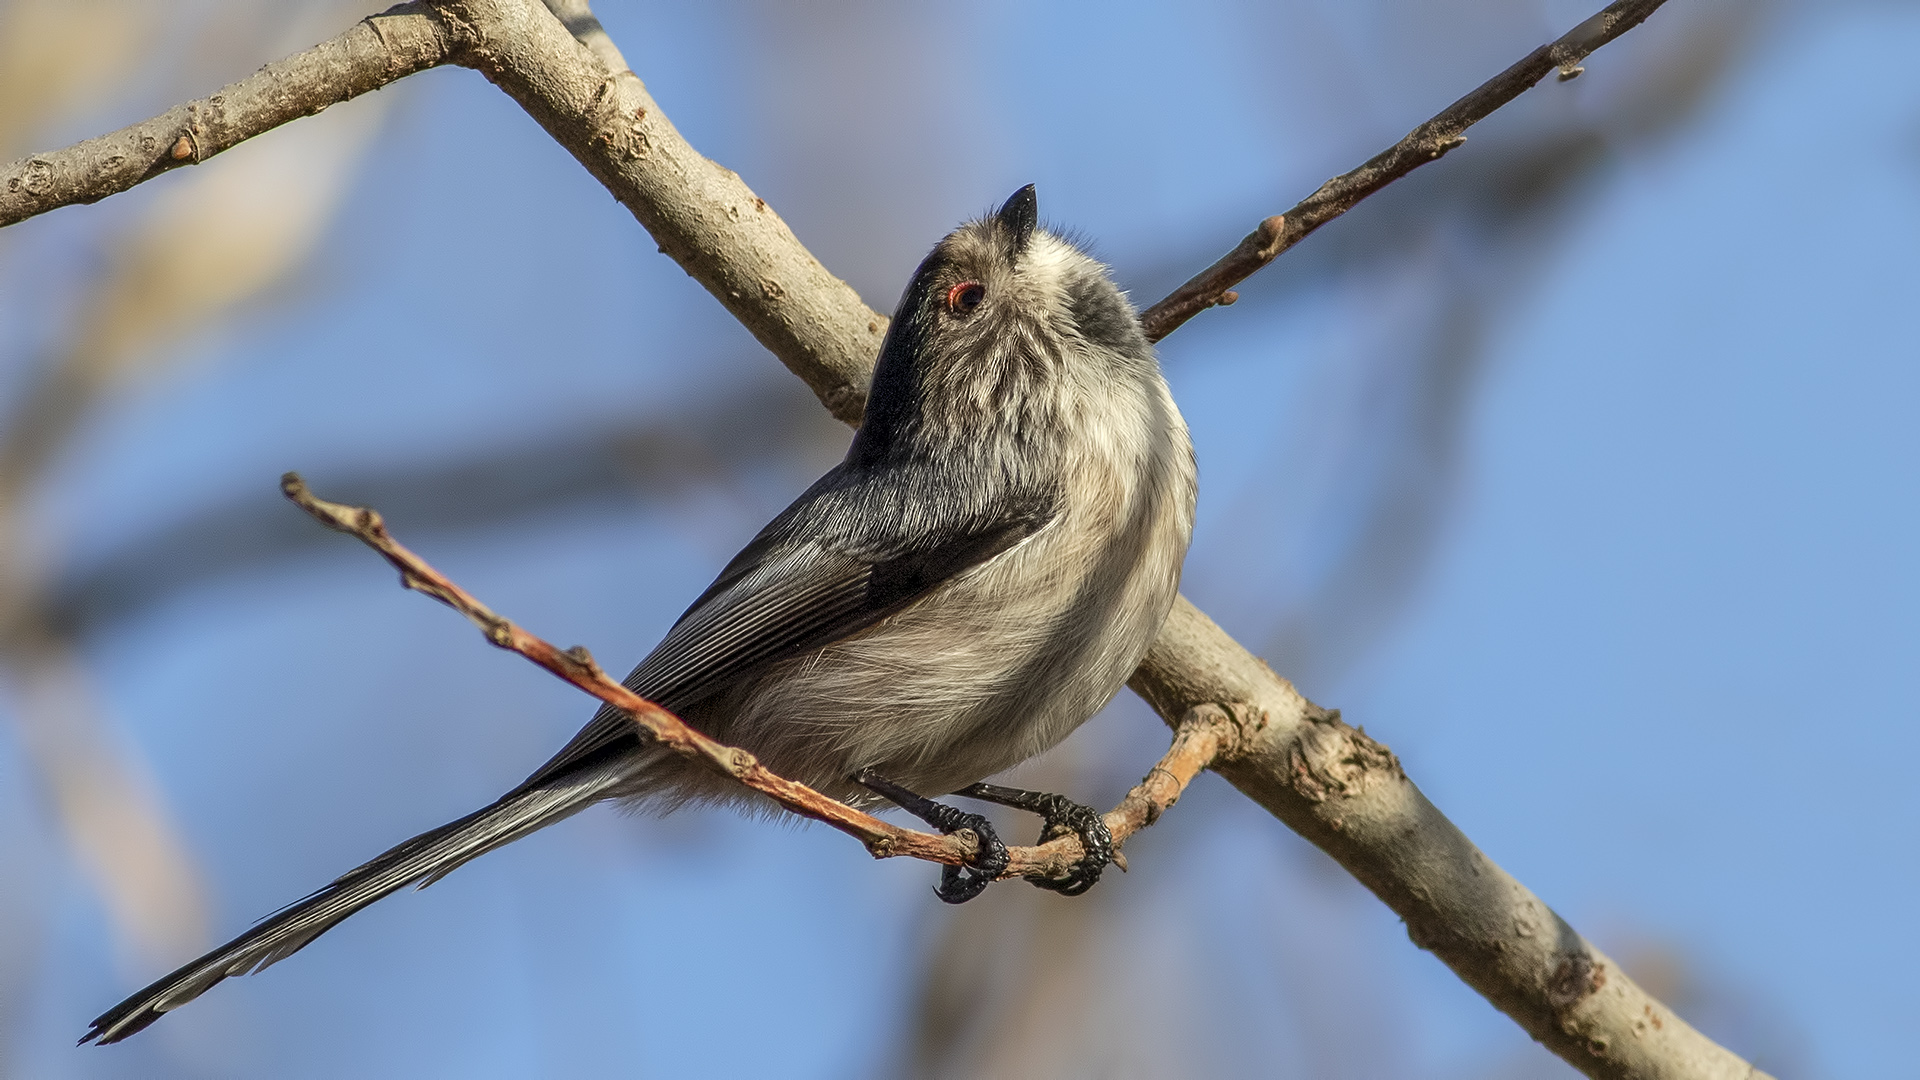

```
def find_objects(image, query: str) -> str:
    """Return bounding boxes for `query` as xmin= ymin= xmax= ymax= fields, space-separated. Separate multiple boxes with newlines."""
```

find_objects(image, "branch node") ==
xmin=951 ymin=827 xmax=981 ymax=860
xmin=367 ymin=8 xmax=398 ymax=52
xmin=1557 ymin=64 xmax=1585 ymax=81
xmin=1254 ymin=214 xmax=1287 ymax=256
xmin=1547 ymin=953 xmax=1605 ymax=1009
xmin=562 ymin=644 xmax=601 ymax=675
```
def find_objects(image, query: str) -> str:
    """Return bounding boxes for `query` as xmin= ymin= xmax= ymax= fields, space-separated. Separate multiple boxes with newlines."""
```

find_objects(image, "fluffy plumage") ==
xmin=83 ymin=185 xmax=1196 ymax=1045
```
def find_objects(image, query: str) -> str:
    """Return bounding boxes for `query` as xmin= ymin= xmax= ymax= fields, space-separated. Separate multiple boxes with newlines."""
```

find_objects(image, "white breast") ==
xmin=647 ymin=370 xmax=1196 ymax=810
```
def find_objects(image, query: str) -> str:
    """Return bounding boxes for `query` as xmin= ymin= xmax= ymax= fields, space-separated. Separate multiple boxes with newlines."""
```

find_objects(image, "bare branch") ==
xmin=0 ymin=0 xmax=1675 ymax=414
xmin=0 ymin=4 xmax=450 ymax=228
xmin=42 ymin=377 xmax=839 ymax=638
xmin=2 ymin=0 xmax=879 ymax=420
xmin=1137 ymin=0 xmax=1671 ymax=341
xmin=440 ymin=0 xmax=885 ymax=424
xmin=3 ymin=636 xmax=208 ymax=963
xmin=1130 ymin=599 xmax=1769 ymax=1079
xmin=278 ymin=473 xmax=1211 ymax=884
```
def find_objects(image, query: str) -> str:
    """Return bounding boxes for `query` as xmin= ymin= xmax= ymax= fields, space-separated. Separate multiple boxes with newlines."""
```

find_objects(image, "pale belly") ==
xmin=627 ymin=452 xmax=1193 ymax=811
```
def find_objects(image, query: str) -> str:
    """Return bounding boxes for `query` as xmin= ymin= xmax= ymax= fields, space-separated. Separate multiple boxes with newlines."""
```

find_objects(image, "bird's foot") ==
xmin=857 ymin=770 xmax=1010 ymax=904
xmin=956 ymin=783 xmax=1114 ymax=896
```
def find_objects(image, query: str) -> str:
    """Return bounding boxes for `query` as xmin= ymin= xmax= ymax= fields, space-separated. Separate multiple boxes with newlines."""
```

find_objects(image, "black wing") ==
xmin=515 ymin=466 xmax=1055 ymax=790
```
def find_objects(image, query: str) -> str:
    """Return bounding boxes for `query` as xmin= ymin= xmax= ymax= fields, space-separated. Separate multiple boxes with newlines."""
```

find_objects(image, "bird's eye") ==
xmin=946 ymin=281 xmax=985 ymax=316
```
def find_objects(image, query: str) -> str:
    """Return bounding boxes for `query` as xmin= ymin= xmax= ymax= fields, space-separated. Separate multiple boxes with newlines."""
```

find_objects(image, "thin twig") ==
xmin=1137 ymin=0 xmax=1671 ymax=341
xmin=279 ymin=472 xmax=1216 ymax=882
xmin=279 ymin=473 xmax=936 ymax=859
xmin=1019 ymin=703 xmax=1238 ymax=880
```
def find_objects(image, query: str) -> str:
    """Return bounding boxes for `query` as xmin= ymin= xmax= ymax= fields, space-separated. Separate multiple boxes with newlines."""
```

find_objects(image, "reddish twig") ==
xmin=1138 ymin=0 xmax=1671 ymax=342
xmin=1018 ymin=703 xmax=1239 ymax=880
xmin=280 ymin=472 xmax=1219 ymax=880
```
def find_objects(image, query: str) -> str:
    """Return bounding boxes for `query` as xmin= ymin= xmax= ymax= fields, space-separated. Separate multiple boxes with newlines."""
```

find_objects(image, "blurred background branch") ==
xmin=0 ymin=0 xmax=394 ymax=1014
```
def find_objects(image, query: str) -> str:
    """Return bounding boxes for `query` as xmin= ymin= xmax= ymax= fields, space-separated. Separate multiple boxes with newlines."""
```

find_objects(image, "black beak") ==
xmin=996 ymin=184 xmax=1037 ymax=255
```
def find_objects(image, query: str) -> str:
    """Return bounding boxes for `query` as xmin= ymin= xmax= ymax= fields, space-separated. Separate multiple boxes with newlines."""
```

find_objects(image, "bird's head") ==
xmin=858 ymin=185 xmax=1156 ymax=457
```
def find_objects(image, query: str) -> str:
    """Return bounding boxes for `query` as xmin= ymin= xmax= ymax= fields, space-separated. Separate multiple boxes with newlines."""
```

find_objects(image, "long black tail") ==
xmin=81 ymin=758 xmax=629 ymax=1045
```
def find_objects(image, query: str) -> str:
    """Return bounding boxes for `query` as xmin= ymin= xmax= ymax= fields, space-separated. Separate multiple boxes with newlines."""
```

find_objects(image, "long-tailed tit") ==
xmin=85 ymin=185 xmax=1196 ymax=1044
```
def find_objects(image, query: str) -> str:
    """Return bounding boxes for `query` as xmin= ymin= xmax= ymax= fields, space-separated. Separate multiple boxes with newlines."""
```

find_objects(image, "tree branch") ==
xmin=1130 ymin=600 xmax=1766 ymax=1079
xmin=440 ymin=0 xmax=884 ymax=424
xmin=0 ymin=4 xmax=452 ymax=228
xmin=279 ymin=472 xmax=1212 ymax=885
xmin=1137 ymin=0 xmax=1671 ymax=342
xmin=8 ymin=1 xmax=1767 ymax=1075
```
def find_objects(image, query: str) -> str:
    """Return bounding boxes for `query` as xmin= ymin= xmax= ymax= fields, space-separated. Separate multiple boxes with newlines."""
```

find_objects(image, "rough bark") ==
xmin=1131 ymin=598 xmax=1765 ymax=1079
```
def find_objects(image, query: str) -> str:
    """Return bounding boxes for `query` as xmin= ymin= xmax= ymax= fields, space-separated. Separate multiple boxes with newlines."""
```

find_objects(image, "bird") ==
xmin=82 ymin=184 xmax=1196 ymax=1045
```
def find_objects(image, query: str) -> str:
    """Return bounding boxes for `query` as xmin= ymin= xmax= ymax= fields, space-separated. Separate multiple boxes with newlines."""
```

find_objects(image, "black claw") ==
xmin=1033 ymin=801 xmax=1113 ymax=897
xmin=956 ymin=783 xmax=1115 ymax=896
xmin=932 ymin=819 xmax=1008 ymax=904
xmin=857 ymin=770 xmax=1010 ymax=904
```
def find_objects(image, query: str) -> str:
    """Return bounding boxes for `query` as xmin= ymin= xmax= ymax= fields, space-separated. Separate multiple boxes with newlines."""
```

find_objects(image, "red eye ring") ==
xmin=946 ymin=281 xmax=985 ymax=315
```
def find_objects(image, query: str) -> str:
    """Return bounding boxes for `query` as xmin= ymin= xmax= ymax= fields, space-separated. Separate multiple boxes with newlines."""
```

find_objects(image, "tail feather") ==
xmin=80 ymin=760 xmax=628 ymax=1046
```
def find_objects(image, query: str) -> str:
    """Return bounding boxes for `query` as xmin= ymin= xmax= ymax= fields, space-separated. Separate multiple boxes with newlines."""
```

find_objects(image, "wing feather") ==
xmin=515 ymin=471 xmax=1053 ymax=791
